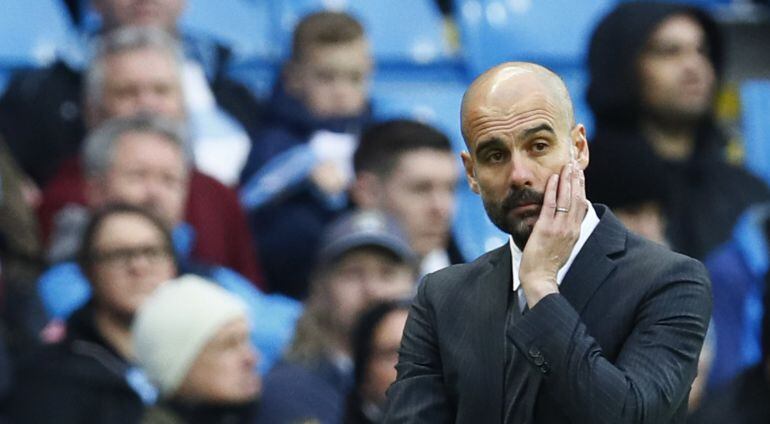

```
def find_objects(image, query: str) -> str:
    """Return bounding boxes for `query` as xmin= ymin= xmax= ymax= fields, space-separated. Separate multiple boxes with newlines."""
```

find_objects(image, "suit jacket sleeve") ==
xmin=508 ymin=257 xmax=712 ymax=424
xmin=384 ymin=274 xmax=454 ymax=423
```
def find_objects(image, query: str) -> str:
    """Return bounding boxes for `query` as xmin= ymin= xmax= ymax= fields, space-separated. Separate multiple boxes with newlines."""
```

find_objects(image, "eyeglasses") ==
xmin=89 ymin=244 xmax=173 ymax=268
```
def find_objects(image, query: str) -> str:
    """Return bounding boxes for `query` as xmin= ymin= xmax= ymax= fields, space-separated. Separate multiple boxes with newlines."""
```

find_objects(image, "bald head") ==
xmin=461 ymin=62 xmax=575 ymax=147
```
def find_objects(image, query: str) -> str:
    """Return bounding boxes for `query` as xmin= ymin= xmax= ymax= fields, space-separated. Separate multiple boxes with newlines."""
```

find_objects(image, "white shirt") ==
xmin=509 ymin=203 xmax=600 ymax=311
xmin=182 ymin=61 xmax=252 ymax=186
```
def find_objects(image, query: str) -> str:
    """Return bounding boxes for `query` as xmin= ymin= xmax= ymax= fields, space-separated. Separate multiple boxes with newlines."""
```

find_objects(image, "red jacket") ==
xmin=38 ymin=156 xmax=265 ymax=289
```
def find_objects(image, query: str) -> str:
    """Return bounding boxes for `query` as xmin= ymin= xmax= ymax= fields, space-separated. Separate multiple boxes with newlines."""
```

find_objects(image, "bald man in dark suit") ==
xmin=383 ymin=62 xmax=712 ymax=423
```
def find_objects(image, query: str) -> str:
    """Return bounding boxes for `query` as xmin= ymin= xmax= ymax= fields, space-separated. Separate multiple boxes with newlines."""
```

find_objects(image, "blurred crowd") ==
xmin=0 ymin=0 xmax=769 ymax=423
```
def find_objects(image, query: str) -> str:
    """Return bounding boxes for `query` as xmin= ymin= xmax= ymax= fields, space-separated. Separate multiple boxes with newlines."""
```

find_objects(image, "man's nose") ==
xmin=429 ymin=189 xmax=455 ymax=220
xmin=509 ymin=152 xmax=535 ymax=188
xmin=136 ymin=89 xmax=164 ymax=112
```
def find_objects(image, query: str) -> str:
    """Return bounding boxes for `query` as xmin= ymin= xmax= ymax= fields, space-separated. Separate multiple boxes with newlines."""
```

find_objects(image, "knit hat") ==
xmin=132 ymin=274 xmax=248 ymax=396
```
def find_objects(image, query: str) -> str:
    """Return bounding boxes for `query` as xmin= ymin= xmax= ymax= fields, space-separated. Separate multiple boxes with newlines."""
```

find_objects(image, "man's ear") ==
xmin=571 ymin=124 xmax=590 ymax=170
xmin=350 ymin=172 xmax=383 ymax=208
xmin=460 ymin=151 xmax=480 ymax=194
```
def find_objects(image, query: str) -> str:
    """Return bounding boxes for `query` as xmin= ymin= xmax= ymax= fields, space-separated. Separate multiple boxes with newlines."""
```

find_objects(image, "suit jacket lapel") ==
xmin=560 ymin=205 xmax=627 ymax=313
xmin=470 ymin=244 xmax=511 ymax=421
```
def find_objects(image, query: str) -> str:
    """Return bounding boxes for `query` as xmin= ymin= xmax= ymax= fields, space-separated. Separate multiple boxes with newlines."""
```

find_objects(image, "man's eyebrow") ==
xmin=521 ymin=123 xmax=556 ymax=138
xmin=474 ymin=137 xmax=506 ymax=156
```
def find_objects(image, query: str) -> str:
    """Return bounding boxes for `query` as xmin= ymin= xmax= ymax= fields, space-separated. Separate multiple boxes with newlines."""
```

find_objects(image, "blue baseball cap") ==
xmin=317 ymin=210 xmax=416 ymax=266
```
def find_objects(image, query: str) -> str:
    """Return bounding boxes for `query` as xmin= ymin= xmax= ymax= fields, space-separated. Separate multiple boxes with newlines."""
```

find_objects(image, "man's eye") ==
xmin=488 ymin=151 xmax=504 ymax=162
xmin=532 ymin=142 xmax=549 ymax=153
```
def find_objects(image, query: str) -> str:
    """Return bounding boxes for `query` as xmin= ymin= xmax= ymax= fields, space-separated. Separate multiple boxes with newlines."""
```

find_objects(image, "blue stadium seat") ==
xmin=455 ymin=0 xmax=616 ymax=77
xmin=180 ymin=0 xmax=280 ymax=100
xmin=0 ymin=0 xmax=78 ymax=68
xmin=371 ymin=79 xmax=467 ymax=152
xmin=370 ymin=79 xmax=508 ymax=260
xmin=180 ymin=0 xmax=277 ymax=61
xmin=741 ymin=80 xmax=770 ymax=185
xmin=272 ymin=0 xmax=457 ymax=69
xmin=617 ymin=0 xmax=733 ymax=8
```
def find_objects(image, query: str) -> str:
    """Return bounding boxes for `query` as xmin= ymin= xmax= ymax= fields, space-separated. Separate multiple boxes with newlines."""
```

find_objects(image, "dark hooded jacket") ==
xmin=239 ymin=81 xmax=371 ymax=299
xmin=585 ymin=1 xmax=770 ymax=259
xmin=8 ymin=303 xmax=149 ymax=423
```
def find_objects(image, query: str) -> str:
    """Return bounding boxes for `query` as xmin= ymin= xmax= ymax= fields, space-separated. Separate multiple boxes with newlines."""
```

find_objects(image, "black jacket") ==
xmin=8 ymin=303 xmax=146 ymax=424
xmin=384 ymin=205 xmax=712 ymax=423
xmin=585 ymin=1 xmax=770 ymax=259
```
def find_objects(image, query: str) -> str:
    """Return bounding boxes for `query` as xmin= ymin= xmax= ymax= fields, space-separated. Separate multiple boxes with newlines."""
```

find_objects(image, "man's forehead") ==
xmin=462 ymin=64 xmax=573 ymax=141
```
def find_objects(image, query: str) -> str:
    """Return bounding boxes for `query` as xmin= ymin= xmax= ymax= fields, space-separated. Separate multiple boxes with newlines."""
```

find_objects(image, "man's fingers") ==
xmin=540 ymin=174 xmax=559 ymax=221
xmin=554 ymin=162 xmax=572 ymax=218
xmin=569 ymin=163 xmax=584 ymax=224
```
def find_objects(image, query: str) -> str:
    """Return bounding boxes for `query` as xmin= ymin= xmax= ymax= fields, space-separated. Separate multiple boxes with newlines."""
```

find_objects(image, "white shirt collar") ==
xmin=420 ymin=248 xmax=452 ymax=276
xmin=509 ymin=203 xmax=600 ymax=292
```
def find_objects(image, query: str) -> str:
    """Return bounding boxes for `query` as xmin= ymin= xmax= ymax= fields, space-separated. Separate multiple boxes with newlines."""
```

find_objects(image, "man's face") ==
xmin=637 ymin=14 xmax=716 ymax=124
xmin=361 ymin=309 xmax=408 ymax=408
xmin=87 ymin=212 xmax=176 ymax=318
xmin=287 ymin=39 xmax=372 ymax=119
xmin=324 ymin=247 xmax=414 ymax=334
xmin=89 ymin=131 xmax=189 ymax=226
xmin=379 ymin=149 xmax=458 ymax=257
xmin=461 ymin=72 xmax=588 ymax=248
xmin=176 ymin=317 xmax=261 ymax=403
xmin=93 ymin=0 xmax=186 ymax=32
xmin=93 ymin=48 xmax=185 ymax=126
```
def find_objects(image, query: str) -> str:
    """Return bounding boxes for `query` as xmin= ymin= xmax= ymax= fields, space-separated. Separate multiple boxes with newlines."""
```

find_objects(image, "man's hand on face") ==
xmin=519 ymin=161 xmax=587 ymax=308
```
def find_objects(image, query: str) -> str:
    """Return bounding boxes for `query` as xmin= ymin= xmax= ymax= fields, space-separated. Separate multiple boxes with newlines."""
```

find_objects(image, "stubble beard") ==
xmin=482 ymin=187 xmax=544 ymax=250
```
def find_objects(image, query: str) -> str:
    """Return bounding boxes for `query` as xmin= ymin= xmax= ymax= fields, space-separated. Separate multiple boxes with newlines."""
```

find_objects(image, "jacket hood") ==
xmin=266 ymin=78 xmax=371 ymax=137
xmin=587 ymin=1 xmax=723 ymax=126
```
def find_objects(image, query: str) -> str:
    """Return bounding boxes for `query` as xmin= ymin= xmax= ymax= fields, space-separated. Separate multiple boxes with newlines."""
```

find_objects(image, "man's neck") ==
xmin=94 ymin=308 xmax=134 ymax=360
xmin=640 ymin=118 xmax=697 ymax=161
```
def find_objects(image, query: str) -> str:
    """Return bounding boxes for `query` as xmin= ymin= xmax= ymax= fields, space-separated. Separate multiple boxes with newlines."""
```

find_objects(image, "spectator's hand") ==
xmin=519 ymin=161 xmax=587 ymax=307
xmin=311 ymin=160 xmax=349 ymax=195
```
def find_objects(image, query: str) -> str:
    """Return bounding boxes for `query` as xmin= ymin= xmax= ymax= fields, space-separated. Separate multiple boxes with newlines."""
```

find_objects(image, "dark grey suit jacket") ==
xmin=384 ymin=205 xmax=712 ymax=423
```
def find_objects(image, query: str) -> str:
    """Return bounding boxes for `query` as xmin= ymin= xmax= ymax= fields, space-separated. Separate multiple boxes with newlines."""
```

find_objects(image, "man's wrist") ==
xmin=520 ymin=277 xmax=559 ymax=308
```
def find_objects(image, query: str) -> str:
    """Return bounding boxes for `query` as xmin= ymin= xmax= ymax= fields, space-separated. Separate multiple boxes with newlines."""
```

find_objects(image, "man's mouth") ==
xmin=511 ymin=203 xmax=541 ymax=215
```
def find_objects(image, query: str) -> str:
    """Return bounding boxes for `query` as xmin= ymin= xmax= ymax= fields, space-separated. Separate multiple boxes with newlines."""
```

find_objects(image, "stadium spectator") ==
xmin=585 ymin=1 xmax=770 ymax=260
xmin=9 ymin=204 xmax=176 ymax=423
xmin=256 ymin=210 xmax=416 ymax=424
xmin=37 ymin=117 xmax=300 ymax=374
xmin=689 ymin=265 xmax=770 ymax=423
xmin=701 ymin=203 xmax=770 ymax=392
xmin=351 ymin=119 xmax=463 ymax=276
xmin=0 ymin=137 xmax=49 ymax=355
xmin=134 ymin=275 xmax=261 ymax=424
xmin=37 ymin=27 xmax=263 ymax=284
xmin=344 ymin=300 xmax=410 ymax=424
xmin=239 ymin=11 xmax=373 ymax=299
xmin=0 ymin=0 xmax=263 ymax=186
